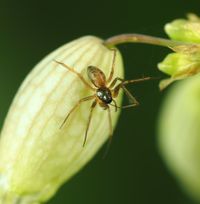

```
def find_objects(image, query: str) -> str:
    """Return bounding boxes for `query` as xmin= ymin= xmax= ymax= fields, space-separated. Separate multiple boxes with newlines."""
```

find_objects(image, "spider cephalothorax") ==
xmin=96 ymin=87 xmax=112 ymax=104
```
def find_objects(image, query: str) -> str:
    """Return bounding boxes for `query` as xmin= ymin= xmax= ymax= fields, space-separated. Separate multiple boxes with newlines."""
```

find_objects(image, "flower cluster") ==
xmin=158 ymin=14 xmax=200 ymax=89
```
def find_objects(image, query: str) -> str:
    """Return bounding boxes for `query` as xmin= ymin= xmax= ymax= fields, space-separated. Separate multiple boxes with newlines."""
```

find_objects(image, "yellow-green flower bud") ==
xmin=158 ymin=14 xmax=200 ymax=89
xmin=158 ymin=74 xmax=200 ymax=202
xmin=165 ymin=13 xmax=200 ymax=43
xmin=0 ymin=36 xmax=124 ymax=203
xmin=158 ymin=51 xmax=200 ymax=90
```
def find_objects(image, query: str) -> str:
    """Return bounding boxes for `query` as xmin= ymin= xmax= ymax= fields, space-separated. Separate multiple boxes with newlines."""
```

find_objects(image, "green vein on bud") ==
xmin=0 ymin=36 xmax=124 ymax=203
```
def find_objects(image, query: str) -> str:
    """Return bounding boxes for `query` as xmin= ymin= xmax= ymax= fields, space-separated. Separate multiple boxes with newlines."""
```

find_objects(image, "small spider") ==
xmin=55 ymin=49 xmax=151 ymax=147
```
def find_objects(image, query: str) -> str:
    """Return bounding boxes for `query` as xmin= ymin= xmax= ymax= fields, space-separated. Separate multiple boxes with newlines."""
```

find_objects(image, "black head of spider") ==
xmin=96 ymin=87 xmax=112 ymax=104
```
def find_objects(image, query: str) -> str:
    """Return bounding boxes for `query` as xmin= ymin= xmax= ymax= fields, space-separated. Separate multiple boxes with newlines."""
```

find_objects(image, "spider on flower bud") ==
xmin=55 ymin=49 xmax=151 ymax=147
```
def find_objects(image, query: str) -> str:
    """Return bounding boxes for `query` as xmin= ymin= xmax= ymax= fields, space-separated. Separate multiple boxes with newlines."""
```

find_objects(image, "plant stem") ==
xmin=104 ymin=33 xmax=193 ymax=48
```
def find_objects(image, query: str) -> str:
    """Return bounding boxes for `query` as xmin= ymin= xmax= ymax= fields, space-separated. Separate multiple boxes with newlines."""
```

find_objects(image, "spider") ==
xmin=55 ymin=49 xmax=151 ymax=147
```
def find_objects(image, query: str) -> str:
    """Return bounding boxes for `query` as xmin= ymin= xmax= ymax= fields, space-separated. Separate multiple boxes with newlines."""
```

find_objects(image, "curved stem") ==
xmin=104 ymin=33 xmax=194 ymax=49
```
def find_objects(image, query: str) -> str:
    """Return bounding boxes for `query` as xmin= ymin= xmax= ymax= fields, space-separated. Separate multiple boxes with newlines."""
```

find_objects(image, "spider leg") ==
xmin=122 ymin=76 xmax=152 ymax=85
xmin=121 ymin=85 xmax=139 ymax=106
xmin=107 ymin=105 xmax=113 ymax=137
xmin=109 ymin=76 xmax=124 ymax=89
xmin=103 ymin=105 xmax=113 ymax=158
xmin=54 ymin=60 xmax=95 ymax=91
xmin=109 ymin=76 xmax=152 ymax=89
xmin=106 ymin=48 xmax=117 ymax=84
xmin=83 ymin=100 xmax=97 ymax=147
xmin=111 ymin=76 xmax=152 ymax=108
xmin=112 ymin=81 xmax=139 ymax=108
xmin=111 ymin=99 xmax=118 ymax=112
xmin=110 ymin=100 xmax=138 ymax=109
xmin=60 ymin=95 xmax=95 ymax=129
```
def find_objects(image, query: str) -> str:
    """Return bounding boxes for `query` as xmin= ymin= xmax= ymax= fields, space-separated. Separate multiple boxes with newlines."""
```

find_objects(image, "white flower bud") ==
xmin=158 ymin=74 xmax=200 ymax=202
xmin=0 ymin=36 xmax=124 ymax=203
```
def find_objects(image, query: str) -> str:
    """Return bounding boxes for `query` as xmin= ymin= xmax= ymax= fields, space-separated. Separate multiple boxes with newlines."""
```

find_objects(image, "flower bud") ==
xmin=158 ymin=74 xmax=200 ymax=202
xmin=165 ymin=13 xmax=200 ymax=43
xmin=0 ymin=36 xmax=124 ymax=203
xmin=158 ymin=51 xmax=200 ymax=90
xmin=158 ymin=14 xmax=200 ymax=89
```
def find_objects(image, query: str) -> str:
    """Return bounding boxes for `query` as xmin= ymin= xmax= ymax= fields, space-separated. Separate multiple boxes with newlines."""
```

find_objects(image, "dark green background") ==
xmin=0 ymin=0 xmax=199 ymax=203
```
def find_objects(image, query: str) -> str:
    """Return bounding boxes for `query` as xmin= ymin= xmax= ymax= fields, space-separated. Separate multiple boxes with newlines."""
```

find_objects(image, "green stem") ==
xmin=104 ymin=33 xmax=193 ymax=48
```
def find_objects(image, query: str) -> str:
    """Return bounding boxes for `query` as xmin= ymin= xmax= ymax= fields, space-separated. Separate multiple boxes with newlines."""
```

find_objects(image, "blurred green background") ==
xmin=0 ymin=0 xmax=199 ymax=203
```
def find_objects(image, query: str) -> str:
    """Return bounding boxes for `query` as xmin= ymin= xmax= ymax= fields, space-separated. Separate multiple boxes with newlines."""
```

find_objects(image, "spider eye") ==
xmin=97 ymin=91 xmax=103 ymax=97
